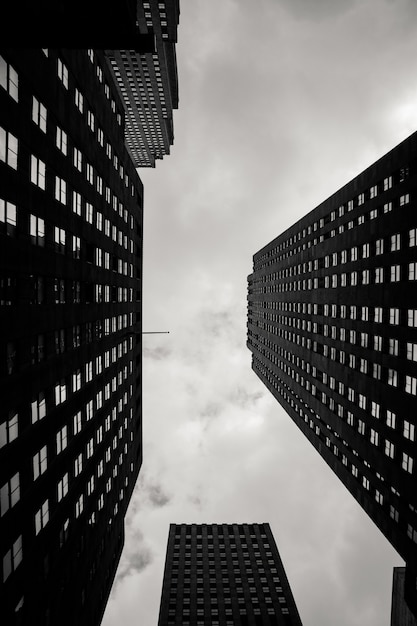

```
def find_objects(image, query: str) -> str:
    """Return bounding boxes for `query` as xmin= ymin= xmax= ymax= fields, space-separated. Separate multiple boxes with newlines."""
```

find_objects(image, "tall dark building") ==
xmin=391 ymin=567 xmax=417 ymax=626
xmin=158 ymin=523 xmax=303 ymax=626
xmin=106 ymin=0 xmax=180 ymax=167
xmin=247 ymin=131 xmax=417 ymax=615
xmin=0 ymin=49 xmax=143 ymax=625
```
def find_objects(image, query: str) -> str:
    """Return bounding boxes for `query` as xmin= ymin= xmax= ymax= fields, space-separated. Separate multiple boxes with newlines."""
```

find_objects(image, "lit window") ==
xmin=409 ymin=262 xmax=417 ymax=281
xmin=0 ymin=56 xmax=18 ymax=101
xmin=33 ymin=445 xmax=47 ymax=479
xmin=407 ymin=343 xmax=417 ymax=361
xmin=402 ymin=453 xmax=413 ymax=474
xmin=383 ymin=175 xmax=392 ymax=190
xmin=57 ymin=473 xmax=69 ymax=501
xmin=400 ymin=193 xmax=410 ymax=206
xmin=389 ymin=338 xmax=399 ymax=356
xmin=409 ymin=228 xmax=417 ymax=247
xmin=384 ymin=440 xmax=395 ymax=458
xmin=31 ymin=391 xmax=46 ymax=423
xmin=386 ymin=410 xmax=396 ymax=429
xmin=405 ymin=375 xmax=417 ymax=396
xmin=56 ymin=425 xmax=68 ymax=454
xmin=56 ymin=126 xmax=67 ymax=155
xmin=0 ymin=127 xmax=18 ymax=169
xmin=0 ymin=472 xmax=20 ymax=516
xmin=30 ymin=155 xmax=45 ymax=188
xmin=403 ymin=421 xmax=415 ymax=441
xmin=388 ymin=368 xmax=398 ymax=387
xmin=32 ymin=97 xmax=47 ymax=132
xmin=374 ymin=267 xmax=384 ymax=283
xmin=57 ymin=58 xmax=68 ymax=88
xmin=29 ymin=216 xmax=45 ymax=248
xmin=375 ymin=239 xmax=384 ymax=255
xmin=75 ymin=88 xmax=84 ymax=113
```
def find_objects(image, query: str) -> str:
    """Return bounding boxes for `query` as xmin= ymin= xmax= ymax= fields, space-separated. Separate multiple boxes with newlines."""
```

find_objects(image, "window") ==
xmin=55 ymin=380 xmax=67 ymax=405
xmin=54 ymin=226 xmax=66 ymax=252
xmin=74 ymin=453 xmax=83 ymax=477
xmin=371 ymin=402 xmax=380 ymax=419
xmin=86 ymin=202 xmax=93 ymax=224
xmin=374 ymin=307 xmax=383 ymax=323
xmin=2 ymin=536 xmax=22 ymax=582
xmin=73 ymin=411 xmax=82 ymax=435
xmin=29 ymin=215 xmax=45 ymax=246
xmin=72 ymin=235 xmax=81 ymax=259
xmin=387 ymin=410 xmax=396 ymax=429
xmin=33 ymin=445 xmax=48 ymax=479
xmin=389 ymin=338 xmax=399 ymax=356
xmin=30 ymin=155 xmax=45 ymax=188
xmin=409 ymin=262 xmax=417 ymax=281
xmin=375 ymin=267 xmax=384 ymax=283
xmin=407 ymin=343 xmax=417 ymax=361
xmin=375 ymin=239 xmax=384 ymax=255
xmin=86 ymin=163 xmax=94 ymax=184
xmin=409 ymin=228 xmax=417 ymax=247
xmin=400 ymin=193 xmax=410 ymax=206
xmin=32 ymin=97 xmax=47 ymax=132
xmin=362 ymin=243 xmax=370 ymax=258
xmin=35 ymin=499 xmax=49 ymax=534
xmin=72 ymin=190 xmax=82 ymax=215
xmin=0 ymin=127 xmax=18 ymax=169
xmin=31 ymin=392 xmax=46 ymax=423
xmin=0 ymin=199 xmax=17 ymax=236
xmin=402 ymin=453 xmax=413 ymax=474
xmin=57 ymin=473 xmax=69 ymax=502
xmin=55 ymin=176 xmax=67 ymax=204
xmin=388 ymin=368 xmax=398 ymax=387
xmin=383 ymin=175 xmax=392 ymax=190
xmin=56 ymin=425 xmax=68 ymax=453
xmin=0 ymin=472 xmax=20 ymax=516
xmin=87 ymin=110 xmax=95 ymax=131
xmin=57 ymin=58 xmax=68 ymax=88
xmin=390 ymin=265 xmax=400 ymax=282
xmin=403 ymin=421 xmax=415 ymax=441
xmin=75 ymin=494 xmax=84 ymax=518
xmin=73 ymin=147 xmax=82 ymax=171
xmin=374 ymin=336 xmax=382 ymax=351
xmin=408 ymin=310 xmax=417 ymax=327
xmin=405 ymin=376 xmax=417 ymax=396
xmin=56 ymin=126 xmax=67 ymax=154
xmin=75 ymin=88 xmax=84 ymax=113
xmin=385 ymin=440 xmax=395 ymax=459
xmin=389 ymin=308 xmax=400 ymax=325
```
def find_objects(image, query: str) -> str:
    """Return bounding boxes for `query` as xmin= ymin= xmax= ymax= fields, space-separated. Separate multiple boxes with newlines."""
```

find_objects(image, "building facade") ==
xmin=158 ymin=522 xmax=303 ymax=626
xmin=247 ymin=131 xmax=417 ymax=615
xmin=106 ymin=0 xmax=180 ymax=167
xmin=0 ymin=49 xmax=143 ymax=625
xmin=391 ymin=567 xmax=417 ymax=626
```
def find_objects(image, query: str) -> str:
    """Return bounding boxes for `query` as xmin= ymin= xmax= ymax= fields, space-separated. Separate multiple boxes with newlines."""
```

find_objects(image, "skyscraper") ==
xmin=391 ymin=567 xmax=417 ymax=626
xmin=106 ymin=0 xmax=180 ymax=167
xmin=247 ymin=131 xmax=417 ymax=615
xmin=158 ymin=522 xmax=303 ymax=626
xmin=0 ymin=48 xmax=143 ymax=625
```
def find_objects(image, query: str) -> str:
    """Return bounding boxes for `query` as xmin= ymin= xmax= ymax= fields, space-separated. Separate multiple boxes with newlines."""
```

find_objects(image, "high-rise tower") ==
xmin=247 ymin=131 xmax=417 ymax=615
xmin=158 ymin=523 xmax=303 ymax=625
xmin=0 ymin=48 xmax=143 ymax=625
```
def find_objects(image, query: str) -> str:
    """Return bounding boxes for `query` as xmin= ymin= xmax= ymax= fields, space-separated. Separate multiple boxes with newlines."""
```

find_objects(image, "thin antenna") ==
xmin=142 ymin=331 xmax=170 ymax=334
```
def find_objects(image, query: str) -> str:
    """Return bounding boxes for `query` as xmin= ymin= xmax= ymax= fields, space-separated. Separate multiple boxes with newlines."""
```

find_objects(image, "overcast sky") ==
xmin=102 ymin=1 xmax=417 ymax=624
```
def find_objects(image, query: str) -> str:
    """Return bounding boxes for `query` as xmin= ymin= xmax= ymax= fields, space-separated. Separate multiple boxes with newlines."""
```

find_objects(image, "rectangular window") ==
xmin=56 ymin=127 xmax=67 ymax=155
xmin=0 ymin=56 xmax=18 ymax=101
xmin=0 ymin=199 xmax=17 ymax=236
xmin=29 ymin=215 xmax=45 ymax=246
xmin=388 ymin=368 xmax=398 ymax=387
xmin=0 ymin=127 xmax=18 ymax=169
xmin=75 ymin=88 xmax=84 ymax=113
xmin=404 ymin=421 xmax=415 ymax=441
xmin=409 ymin=262 xmax=417 ymax=281
xmin=57 ymin=58 xmax=68 ymax=88
xmin=383 ymin=175 xmax=392 ymax=190
xmin=402 ymin=453 xmax=413 ymax=474
xmin=32 ymin=97 xmax=47 ymax=132
xmin=73 ymin=147 xmax=82 ymax=171
xmin=409 ymin=228 xmax=417 ymax=247
xmin=56 ymin=425 xmax=68 ymax=454
xmin=400 ymin=193 xmax=410 ymax=206
xmin=30 ymin=155 xmax=45 ymax=188
xmin=389 ymin=338 xmax=399 ymax=356
xmin=57 ymin=473 xmax=69 ymax=502
xmin=54 ymin=176 xmax=66 ymax=204
xmin=375 ymin=267 xmax=384 ymax=283
xmin=387 ymin=410 xmax=396 ymax=429
xmin=407 ymin=343 xmax=417 ymax=361
xmin=31 ymin=392 xmax=46 ymax=423
xmin=405 ymin=376 xmax=417 ymax=396
xmin=0 ymin=472 xmax=20 ymax=516
xmin=54 ymin=380 xmax=67 ymax=405
xmin=35 ymin=499 xmax=49 ymax=534
xmin=33 ymin=445 xmax=47 ymax=479
xmin=54 ymin=226 xmax=66 ymax=252
xmin=385 ymin=440 xmax=395 ymax=458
